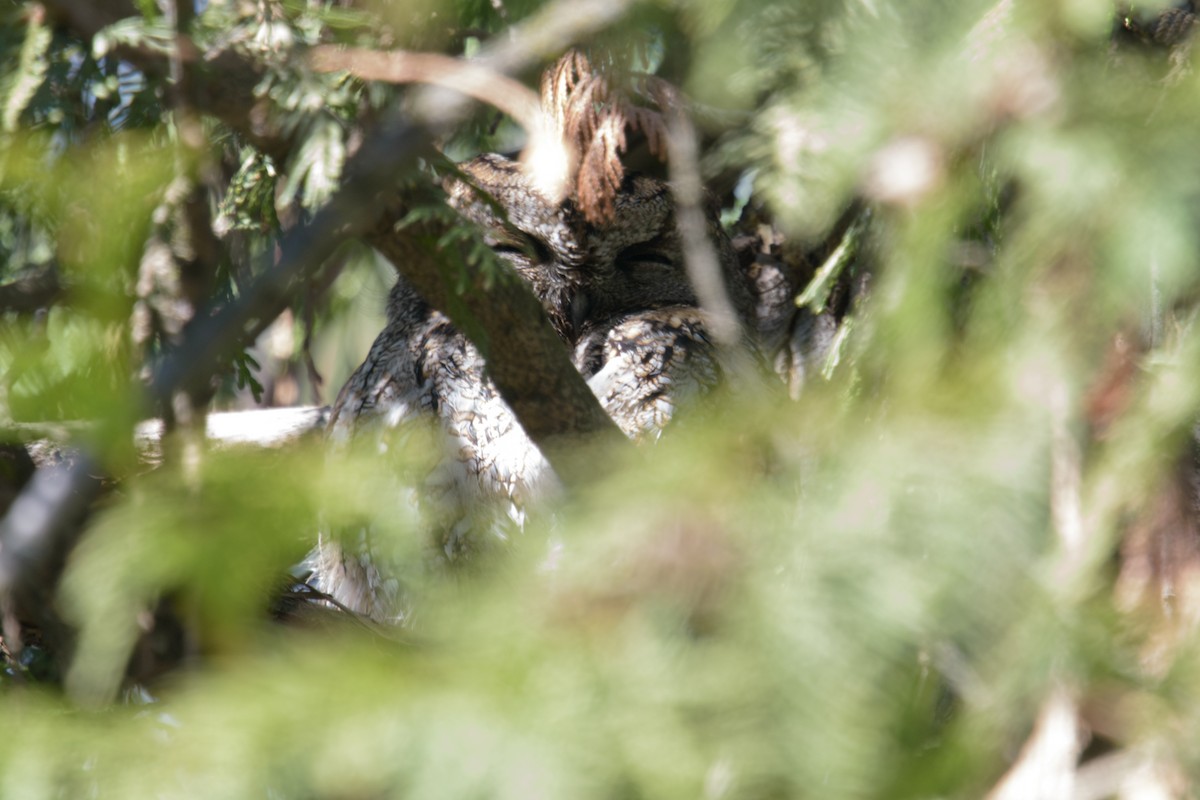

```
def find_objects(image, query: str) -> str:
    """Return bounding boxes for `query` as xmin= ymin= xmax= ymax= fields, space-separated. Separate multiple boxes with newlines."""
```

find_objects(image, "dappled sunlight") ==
xmin=4 ymin=0 xmax=1200 ymax=798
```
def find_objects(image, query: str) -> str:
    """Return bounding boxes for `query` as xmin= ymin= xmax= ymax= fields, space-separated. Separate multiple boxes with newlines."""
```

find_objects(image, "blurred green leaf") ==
xmin=4 ymin=1 xmax=1200 ymax=798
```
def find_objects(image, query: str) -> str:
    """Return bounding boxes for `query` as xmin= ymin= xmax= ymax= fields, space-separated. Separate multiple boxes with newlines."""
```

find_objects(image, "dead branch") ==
xmin=309 ymin=46 xmax=570 ymax=201
xmin=11 ymin=407 xmax=327 ymax=466
xmin=309 ymin=47 xmax=542 ymax=134
xmin=661 ymin=93 xmax=744 ymax=351
xmin=134 ymin=406 xmax=328 ymax=453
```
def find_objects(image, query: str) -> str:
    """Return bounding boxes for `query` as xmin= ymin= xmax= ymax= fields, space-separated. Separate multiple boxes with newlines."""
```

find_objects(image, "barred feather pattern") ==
xmin=575 ymin=307 xmax=720 ymax=440
xmin=306 ymin=152 xmax=754 ymax=622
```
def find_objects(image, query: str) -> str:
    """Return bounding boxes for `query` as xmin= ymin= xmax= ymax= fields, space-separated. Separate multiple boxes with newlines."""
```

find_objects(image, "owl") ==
xmin=305 ymin=153 xmax=754 ymax=621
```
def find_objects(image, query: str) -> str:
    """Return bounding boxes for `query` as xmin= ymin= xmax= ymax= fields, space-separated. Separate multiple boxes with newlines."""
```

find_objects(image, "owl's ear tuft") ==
xmin=537 ymin=50 xmax=674 ymax=225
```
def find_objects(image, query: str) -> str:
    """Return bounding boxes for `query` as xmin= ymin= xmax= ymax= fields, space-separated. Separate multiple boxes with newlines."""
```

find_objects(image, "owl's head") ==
xmin=447 ymin=153 xmax=752 ymax=343
xmin=578 ymin=171 xmax=753 ymax=329
xmin=447 ymin=153 xmax=586 ymax=342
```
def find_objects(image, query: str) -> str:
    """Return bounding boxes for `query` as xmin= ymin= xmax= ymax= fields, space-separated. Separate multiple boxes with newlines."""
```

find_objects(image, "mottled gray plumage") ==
xmin=307 ymin=153 xmax=751 ymax=621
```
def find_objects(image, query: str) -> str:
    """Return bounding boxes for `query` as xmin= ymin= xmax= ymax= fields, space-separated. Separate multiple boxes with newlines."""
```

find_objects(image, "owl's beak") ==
xmin=569 ymin=289 xmax=592 ymax=337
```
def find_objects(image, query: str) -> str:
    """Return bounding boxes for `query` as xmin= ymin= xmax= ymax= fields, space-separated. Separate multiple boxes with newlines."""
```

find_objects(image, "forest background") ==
xmin=2 ymin=0 xmax=1200 ymax=797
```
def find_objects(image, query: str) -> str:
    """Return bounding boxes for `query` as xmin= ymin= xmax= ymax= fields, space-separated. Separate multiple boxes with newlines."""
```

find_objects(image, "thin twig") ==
xmin=309 ymin=48 xmax=542 ymax=133
xmin=159 ymin=0 xmax=218 ymax=449
xmin=301 ymin=282 xmax=324 ymax=405
xmin=283 ymin=582 xmax=405 ymax=641
xmin=659 ymin=92 xmax=764 ymax=395
xmin=662 ymin=102 xmax=743 ymax=349
xmin=795 ymin=211 xmax=869 ymax=314
xmin=1051 ymin=381 xmax=1086 ymax=584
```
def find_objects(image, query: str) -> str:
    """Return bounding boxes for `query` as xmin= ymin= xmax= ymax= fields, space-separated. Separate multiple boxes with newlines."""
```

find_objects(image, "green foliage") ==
xmin=218 ymin=150 xmax=279 ymax=234
xmin=5 ymin=0 xmax=1200 ymax=797
xmin=1 ymin=132 xmax=172 ymax=427
xmin=0 ymin=5 xmax=50 ymax=134
xmin=231 ymin=349 xmax=265 ymax=403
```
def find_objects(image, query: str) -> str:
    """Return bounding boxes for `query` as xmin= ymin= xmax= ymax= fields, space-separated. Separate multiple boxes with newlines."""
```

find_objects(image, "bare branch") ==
xmin=309 ymin=46 xmax=571 ymax=200
xmin=657 ymin=86 xmax=763 ymax=390
xmin=0 ymin=264 xmax=62 ymax=314
xmin=0 ymin=456 xmax=99 ymax=595
xmin=135 ymin=406 xmax=328 ymax=455
xmin=151 ymin=0 xmax=223 ymax=439
xmin=0 ymin=452 xmax=103 ymax=661
xmin=9 ymin=408 xmax=328 ymax=473
xmin=364 ymin=216 xmax=627 ymax=466
xmin=309 ymin=47 xmax=542 ymax=133
xmin=1051 ymin=381 xmax=1086 ymax=584
xmin=662 ymin=100 xmax=744 ymax=350
xmin=479 ymin=0 xmax=633 ymax=76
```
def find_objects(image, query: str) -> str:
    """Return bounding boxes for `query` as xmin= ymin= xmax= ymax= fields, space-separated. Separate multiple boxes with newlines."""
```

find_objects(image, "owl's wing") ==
xmin=578 ymin=306 xmax=721 ymax=441
xmin=309 ymin=302 xmax=552 ymax=621
xmin=306 ymin=303 xmax=436 ymax=622
xmin=326 ymin=321 xmax=431 ymax=439
xmin=410 ymin=318 xmax=553 ymax=536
